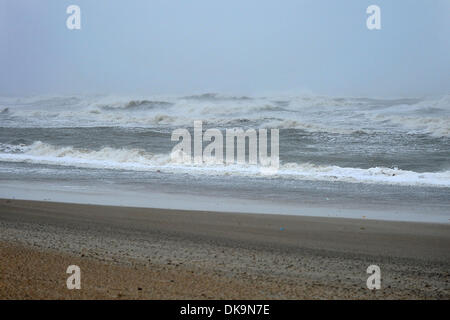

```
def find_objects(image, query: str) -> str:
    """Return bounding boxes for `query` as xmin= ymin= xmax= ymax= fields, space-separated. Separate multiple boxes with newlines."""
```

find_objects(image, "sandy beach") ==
xmin=0 ymin=198 xmax=449 ymax=299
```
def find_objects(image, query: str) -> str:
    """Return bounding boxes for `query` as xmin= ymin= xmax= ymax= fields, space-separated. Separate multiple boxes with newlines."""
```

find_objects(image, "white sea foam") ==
xmin=0 ymin=142 xmax=448 ymax=187
xmin=1 ymin=94 xmax=449 ymax=137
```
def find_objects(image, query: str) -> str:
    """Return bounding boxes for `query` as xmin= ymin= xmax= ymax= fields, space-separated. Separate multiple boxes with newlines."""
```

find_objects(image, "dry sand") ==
xmin=0 ymin=199 xmax=449 ymax=299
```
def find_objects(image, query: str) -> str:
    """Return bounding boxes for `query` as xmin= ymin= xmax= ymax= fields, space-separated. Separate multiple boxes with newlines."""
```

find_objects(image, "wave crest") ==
xmin=0 ymin=142 xmax=448 ymax=187
xmin=1 ymin=93 xmax=449 ymax=136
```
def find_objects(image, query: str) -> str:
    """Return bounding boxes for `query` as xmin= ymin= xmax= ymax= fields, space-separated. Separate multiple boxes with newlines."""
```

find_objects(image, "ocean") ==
xmin=0 ymin=93 xmax=449 ymax=222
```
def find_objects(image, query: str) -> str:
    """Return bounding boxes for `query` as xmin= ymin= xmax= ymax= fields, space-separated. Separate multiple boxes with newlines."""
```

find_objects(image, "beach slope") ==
xmin=0 ymin=199 xmax=449 ymax=299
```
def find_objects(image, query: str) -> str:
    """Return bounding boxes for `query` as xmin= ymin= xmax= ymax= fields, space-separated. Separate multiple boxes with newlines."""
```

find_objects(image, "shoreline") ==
xmin=2 ymin=180 xmax=449 ymax=224
xmin=0 ymin=198 xmax=449 ymax=299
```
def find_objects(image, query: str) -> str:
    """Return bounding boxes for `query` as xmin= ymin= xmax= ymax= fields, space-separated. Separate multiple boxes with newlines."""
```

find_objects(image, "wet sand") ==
xmin=0 ymin=199 xmax=449 ymax=299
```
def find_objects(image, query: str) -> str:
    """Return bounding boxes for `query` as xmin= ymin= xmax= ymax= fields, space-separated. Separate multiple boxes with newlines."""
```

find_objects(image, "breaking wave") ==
xmin=0 ymin=142 xmax=448 ymax=187
xmin=1 ymin=93 xmax=449 ymax=137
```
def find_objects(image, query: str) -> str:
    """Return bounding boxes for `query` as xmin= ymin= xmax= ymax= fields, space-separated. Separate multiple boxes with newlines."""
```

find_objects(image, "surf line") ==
xmin=170 ymin=120 xmax=279 ymax=174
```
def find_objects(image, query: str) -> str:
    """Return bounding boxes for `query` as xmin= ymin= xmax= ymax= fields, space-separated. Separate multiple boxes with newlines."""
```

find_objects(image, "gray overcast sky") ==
xmin=0 ymin=0 xmax=449 ymax=97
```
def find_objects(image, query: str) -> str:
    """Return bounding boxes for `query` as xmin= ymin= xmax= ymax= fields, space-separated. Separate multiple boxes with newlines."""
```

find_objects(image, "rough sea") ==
xmin=1 ymin=93 xmax=449 ymax=222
